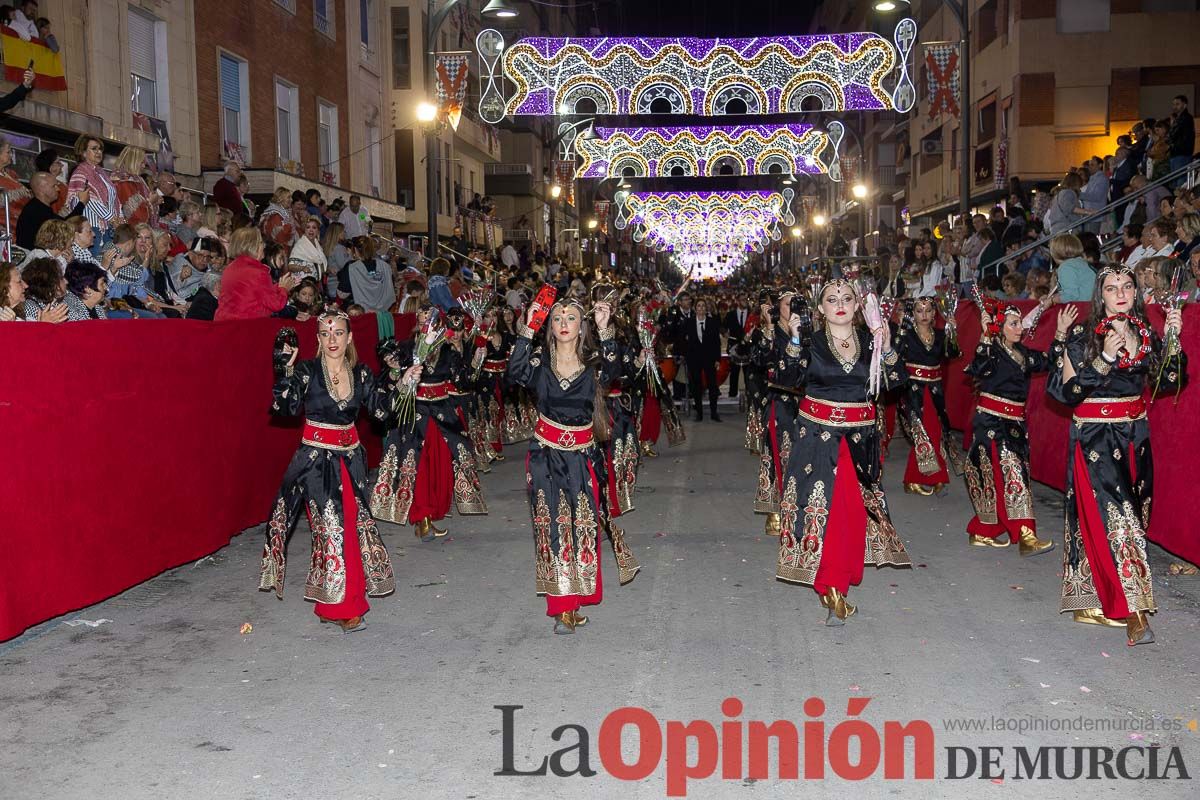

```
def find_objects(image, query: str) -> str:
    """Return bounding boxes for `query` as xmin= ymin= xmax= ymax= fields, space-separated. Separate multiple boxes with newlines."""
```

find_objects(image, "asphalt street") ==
xmin=2 ymin=411 xmax=1198 ymax=799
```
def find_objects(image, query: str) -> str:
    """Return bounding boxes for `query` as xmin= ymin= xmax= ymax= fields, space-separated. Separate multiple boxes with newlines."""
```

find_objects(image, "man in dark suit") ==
xmin=665 ymin=292 xmax=693 ymax=404
xmin=685 ymin=298 xmax=722 ymax=422
xmin=722 ymin=294 xmax=751 ymax=398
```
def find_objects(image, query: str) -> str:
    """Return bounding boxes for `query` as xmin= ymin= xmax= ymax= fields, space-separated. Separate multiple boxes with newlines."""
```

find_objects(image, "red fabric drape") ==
xmin=902 ymin=387 xmax=950 ymax=485
xmin=943 ymin=303 xmax=1200 ymax=568
xmin=812 ymin=438 xmax=868 ymax=596
xmin=0 ymin=313 xmax=413 ymax=641
xmin=639 ymin=392 xmax=662 ymax=444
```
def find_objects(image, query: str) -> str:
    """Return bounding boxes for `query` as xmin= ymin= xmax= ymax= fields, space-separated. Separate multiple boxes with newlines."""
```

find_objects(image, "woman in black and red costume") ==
xmin=961 ymin=298 xmax=1068 ymax=555
xmin=774 ymin=279 xmax=912 ymax=624
xmin=507 ymin=294 xmax=642 ymax=634
xmin=893 ymin=297 xmax=962 ymax=495
xmin=1047 ymin=264 xmax=1186 ymax=646
xmin=371 ymin=304 xmax=488 ymax=541
xmin=259 ymin=311 xmax=401 ymax=633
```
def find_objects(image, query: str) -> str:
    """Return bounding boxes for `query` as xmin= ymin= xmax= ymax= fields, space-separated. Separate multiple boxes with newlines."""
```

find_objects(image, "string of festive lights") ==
xmin=575 ymin=124 xmax=830 ymax=179
xmin=497 ymin=35 xmax=898 ymax=116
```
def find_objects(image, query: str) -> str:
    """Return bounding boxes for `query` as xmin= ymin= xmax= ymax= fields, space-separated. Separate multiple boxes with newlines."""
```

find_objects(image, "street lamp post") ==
xmin=422 ymin=0 xmax=518 ymax=261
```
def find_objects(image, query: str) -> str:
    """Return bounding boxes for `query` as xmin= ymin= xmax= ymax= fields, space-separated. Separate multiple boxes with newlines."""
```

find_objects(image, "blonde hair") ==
xmin=227 ymin=225 xmax=264 ymax=260
xmin=1049 ymin=233 xmax=1083 ymax=263
xmin=134 ymin=223 xmax=160 ymax=271
xmin=178 ymin=200 xmax=201 ymax=223
xmin=112 ymin=146 xmax=146 ymax=176
xmin=271 ymin=187 xmax=291 ymax=206
xmin=35 ymin=218 xmax=74 ymax=251
xmin=1177 ymin=212 xmax=1200 ymax=242
xmin=200 ymin=203 xmax=222 ymax=232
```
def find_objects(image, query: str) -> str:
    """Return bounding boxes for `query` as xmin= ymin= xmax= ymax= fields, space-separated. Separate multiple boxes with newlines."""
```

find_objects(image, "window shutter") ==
xmin=220 ymin=55 xmax=241 ymax=111
xmin=128 ymin=10 xmax=157 ymax=79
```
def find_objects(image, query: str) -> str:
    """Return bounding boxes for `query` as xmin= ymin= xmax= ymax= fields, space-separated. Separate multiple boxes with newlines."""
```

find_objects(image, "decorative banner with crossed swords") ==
xmin=435 ymin=52 xmax=472 ymax=131
xmin=924 ymin=42 xmax=960 ymax=119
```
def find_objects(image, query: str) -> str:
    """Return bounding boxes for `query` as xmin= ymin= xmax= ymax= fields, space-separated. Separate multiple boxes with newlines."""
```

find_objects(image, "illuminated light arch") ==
xmin=611 ymin=154 xmax=649 ymax=178
xmin=496 ymin=35 xmax=899 ymax=117
xmin=781 ymin=74 xmax=845 ymax=112
xmin=630 ymin=75 xmax=695 ymax=115
xmin=575 ymin=124 xmax=828 ymax=180
xmin=552 ymin=76 xmax=619 ymax=116
xmin=706 ymin=149 xmax=748 ymax=176
xmin=704 ymin=77 xmax=769 ymax=116
xmin=658 ymin=151 xmax=699 ymax=177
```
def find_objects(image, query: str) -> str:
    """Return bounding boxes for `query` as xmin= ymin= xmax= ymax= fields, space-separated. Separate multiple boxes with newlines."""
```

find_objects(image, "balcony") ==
xmin=485 ymin=163 xmax=534 ymax=196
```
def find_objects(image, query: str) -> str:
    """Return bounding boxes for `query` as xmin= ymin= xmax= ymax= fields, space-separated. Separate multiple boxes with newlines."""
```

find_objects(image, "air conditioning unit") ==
xmin=921 ymin=139 xmax=945 ymax=156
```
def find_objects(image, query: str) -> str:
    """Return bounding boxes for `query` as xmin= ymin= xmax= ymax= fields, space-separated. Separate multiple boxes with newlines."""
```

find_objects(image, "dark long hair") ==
xmin=1082 ymin=264 xmax=1161 ymax=374
xmin=541 ymin=301 xmax=611 ymax=442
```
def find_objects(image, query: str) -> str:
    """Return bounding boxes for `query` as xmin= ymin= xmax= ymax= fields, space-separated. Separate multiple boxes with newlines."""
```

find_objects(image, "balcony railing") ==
xmin=486 ymin=163 xmax=532 ymax=176
xmin=314 ymin=8 xmax=336 ymax=39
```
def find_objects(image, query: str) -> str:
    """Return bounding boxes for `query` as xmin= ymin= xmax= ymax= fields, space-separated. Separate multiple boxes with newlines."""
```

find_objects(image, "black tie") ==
xmin=699 ymin=320 xmax=704 ymax=338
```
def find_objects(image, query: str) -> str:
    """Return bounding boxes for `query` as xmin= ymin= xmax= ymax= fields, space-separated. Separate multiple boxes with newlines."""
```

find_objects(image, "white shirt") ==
xmin=916 ymin=262 xmax=944 ymax=297
xmin=695 ymin=316 xmax=708 ymax=340
xmin=1123 ymin=244 xmax=1151 ymax=267
xmin=1150 ymin=243 xmax=1176 ymax=259
xmin=505 ymin=288 xmax=524 ymax=309
xmin=11 ymin=11 xmax=38 ymax=40
xmin=338 ymin=206 xmax=371 ymax=238
xmin=501 ymin=244 xmax=519 ymax=269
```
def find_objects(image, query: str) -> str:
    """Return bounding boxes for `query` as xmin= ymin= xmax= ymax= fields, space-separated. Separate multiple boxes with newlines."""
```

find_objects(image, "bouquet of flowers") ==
xmin=394 ymin=320 xmax=449 ymax=430
xmin=934 ymin=282 xmax=960 ymax=349
xmin=459 ymin=286 xmax=494 ymax=336
xmin=637 ymin=304 xmax=665 ymax=395
xmin=1155 ymin=263 xmax=1187 ymax=401
xmin=1020 ymin=277 xmax=1058 ymax=339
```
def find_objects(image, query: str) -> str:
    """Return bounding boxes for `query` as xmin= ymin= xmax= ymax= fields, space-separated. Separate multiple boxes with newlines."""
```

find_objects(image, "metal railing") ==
xmin=978 ymin=159 xmax=1200 ymax=278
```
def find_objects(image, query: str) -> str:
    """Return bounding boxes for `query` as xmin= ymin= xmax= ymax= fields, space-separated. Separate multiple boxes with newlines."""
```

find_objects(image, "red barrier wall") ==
xmin=0 ymin=314 xmax=412 ymax=641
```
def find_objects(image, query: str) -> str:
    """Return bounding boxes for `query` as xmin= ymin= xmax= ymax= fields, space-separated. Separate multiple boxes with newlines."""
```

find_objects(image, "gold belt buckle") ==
xmin=1100 ymin=405 xmax=1112 ymax=417
xmin=829 ymin=406 xmax=847 ymax=424
xmin=557 ymin=429 xmax=577 ymax=447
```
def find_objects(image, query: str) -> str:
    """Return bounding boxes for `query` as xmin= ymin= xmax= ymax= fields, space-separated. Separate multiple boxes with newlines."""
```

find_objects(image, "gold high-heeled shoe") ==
xmin=641 ymin=442 xmax=658 ymax=458
xmin=493 ymin=452 xmax=506 ymax=462
xmin=1017 ymin=525 xmax=1054 ymax=557
xmin=764 ymin=512 xmax=781 ymax=537
xmin=1125 ymin=611 xmax=1155 ymax=646
xmin=904 ymin=482 xmax=935 ymax=496
xmin=571 ymin=610 xmax=589 ymax=627
xmin=1072 ymin=607 xmax=1124 ymax=628
xmin=552 ymin=612 xmax=576 ymax=635
xmin=819 ymin=587 xmax=857 ymax=626
xmin=969 ymin=533 xmax=1008 ymax=548
xmin=414 ymin=518 xmax=435 ymax=542
xmin=429 ymin=519 xmax=448 ymax=538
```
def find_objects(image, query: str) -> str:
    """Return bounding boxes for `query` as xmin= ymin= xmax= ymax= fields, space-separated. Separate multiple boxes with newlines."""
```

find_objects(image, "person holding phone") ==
xmin=0 ymin=64 xmax=35 ymax=121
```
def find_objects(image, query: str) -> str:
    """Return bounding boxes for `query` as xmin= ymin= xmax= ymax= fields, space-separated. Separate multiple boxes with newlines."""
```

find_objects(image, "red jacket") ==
xmin=214 ymin=254 xmax=288 ymax=321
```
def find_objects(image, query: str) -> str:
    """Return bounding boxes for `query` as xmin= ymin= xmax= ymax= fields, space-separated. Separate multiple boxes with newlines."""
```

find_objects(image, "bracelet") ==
xmin=1100 ymin=351 xmax=1118 ymax=365
xmin=1090 ymin=356 xmax=1112 ymax=376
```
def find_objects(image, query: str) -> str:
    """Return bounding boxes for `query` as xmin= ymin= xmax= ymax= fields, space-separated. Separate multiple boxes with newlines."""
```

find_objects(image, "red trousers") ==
xmin=544 ymin=460 xmax=605 ymax=616
xmin=812 ymin=439 xmax=868 ymax=596
xmin=639 ymin=393 xmax=662 ymax=444
xmin=409 ymin=418 xmax=453 ymax=523
xmin=903 ymin=388 xmax=950 ymax=486
xmin=313 ymin=460 xmax=370 ymax=621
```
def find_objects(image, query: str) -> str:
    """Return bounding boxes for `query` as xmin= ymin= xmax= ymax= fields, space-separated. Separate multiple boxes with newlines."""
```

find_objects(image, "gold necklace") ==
xmin=826 ymin=328 xmax=858 ymax=374
xmin=916 ymin=326 xmax=935 ymax=348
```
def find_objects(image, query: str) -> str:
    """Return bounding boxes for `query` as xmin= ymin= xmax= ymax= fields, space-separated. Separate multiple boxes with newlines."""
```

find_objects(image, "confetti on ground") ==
xmin=1080 ymin=686 xmax=1092 ymax=693
xmin=1039 ymin=682 xmax=1050 ymax=688
xmin=1101 ymin=651 xmax=1110 ymax=658
xmin=1130 ymin=733 xmax=1144 ymax=741
xmin=1010 ymin=585 xmax=1024 ymax=590
xmin=62 ymin=619 xmax=111 ymax=628
xmin=849 ymin=685 xmax=861 ymax=691
xmin=1021 ymin=657 xmax=1041 ymax=663
xmin=240 ymin=623 xmax=253 ymax=635
xmin=654 ymin=532 xmax=668 ymax=537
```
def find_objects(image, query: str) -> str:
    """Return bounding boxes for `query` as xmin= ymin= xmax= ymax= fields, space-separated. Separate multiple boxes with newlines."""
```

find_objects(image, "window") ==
xmin=976 ymin=0 xmax=999 ymax=51
xmin=366 ymin=122 xmax=381 ymax=197
xmin=360 ymin=0 xmax=372 ymax=49
xmin=1056 ymin=0 xmax=1110 ymax=34
xmin=318 ymin=101 xmax=340 ymax=184
xmin=128 ymin=7 xmax=165 ymax=119
xmin=391 ymin=8 xmax=411 ymax=89
xmin=218 ymin=52 xmax=251 ymax=162
xmin=273 ymin=0 xmax=296 ymax=12
xmin=313 ymin=0 xmax=336 ymax=39
xmin=1054 ymin=85 xmax=1109 ymax=136
xmin=977 ymin=96 xmax=997 ymax=143
xmin=275 ymin=79 xmax=300 ymax=164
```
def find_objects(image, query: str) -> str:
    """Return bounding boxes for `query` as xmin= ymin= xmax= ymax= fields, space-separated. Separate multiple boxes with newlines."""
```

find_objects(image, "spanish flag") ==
xmin=1 ymin=26 xmax=66 ymax=92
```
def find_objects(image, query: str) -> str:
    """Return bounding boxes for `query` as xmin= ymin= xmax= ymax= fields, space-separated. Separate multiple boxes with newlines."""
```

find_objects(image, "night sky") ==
xmin=600 ymin=0 xmax=818 ymax=37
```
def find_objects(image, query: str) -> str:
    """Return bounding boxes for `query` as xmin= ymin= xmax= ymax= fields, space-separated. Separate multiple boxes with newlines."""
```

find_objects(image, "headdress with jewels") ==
xmin=318 ymin=309 xmax=350 ymax=331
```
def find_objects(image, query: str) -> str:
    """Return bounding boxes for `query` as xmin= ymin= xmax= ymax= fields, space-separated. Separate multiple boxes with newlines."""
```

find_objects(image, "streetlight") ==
xmin=876 ymin=0 xmax=970 ymax=226
xmin=812 ymin=213 xmax=828 ymax=227
xmin=550 ymin=184 xmax=562 ymax=199
xmin=587 ymin=218 xmax=599 ymax=230
xmin=790 ymin=227 xmax=803 ymax=238
xmin=416 ymin=101 xmax=438 ymax=123
xmin=423 ymin=0 xmax=520 ymax=261
xmin=852 ymin=182 xmax=869 ymax=199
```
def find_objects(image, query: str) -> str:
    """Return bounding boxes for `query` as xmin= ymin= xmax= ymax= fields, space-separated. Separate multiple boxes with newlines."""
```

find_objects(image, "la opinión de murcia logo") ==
xmin=495 ymin=699 xmax=1191 ymax=797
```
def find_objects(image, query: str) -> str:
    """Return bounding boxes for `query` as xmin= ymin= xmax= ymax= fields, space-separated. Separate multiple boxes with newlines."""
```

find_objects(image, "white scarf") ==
xmin=290 ymin=234 xmax=327 ymax=280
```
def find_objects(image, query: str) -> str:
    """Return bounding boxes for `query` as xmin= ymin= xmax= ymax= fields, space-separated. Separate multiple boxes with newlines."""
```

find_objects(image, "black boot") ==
xmin=710 ymin=403 xmax=722 ymax=422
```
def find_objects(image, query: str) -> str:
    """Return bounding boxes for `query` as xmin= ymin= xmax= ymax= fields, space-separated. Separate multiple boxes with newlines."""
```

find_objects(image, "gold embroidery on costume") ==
xmin=304 ymin=499 xmax=347 ymax=605
xmin=908 ymin=414 xmax=940 ymax=475
xmin=753 ymin=448 xmax=779 ymax=512
xmin=453 ymin=442 xmax=489 ymax=514
xmin=963 ymin=445 xmax=997 ymax=524
xmin=861 ymin=485 xmax=912 ymax=567
xmin=370 ymin=445 xmax=418 ymax=524
xmin=1106 ymin=500 xmax=1155 ymax=613
xmin=533 ymin=490 xmax=557 ymax=594
xmin=357 ymin=508 xmax=396 ymax=596
xmin=775 ymin=476 xmax=814 ymax=584
xmin=998 ymin=445 xmax=1033 ymax=520
xmin=259 ymin=497 xmax=289 ymax=598
xmin=609 ymin=523 xmax=641 ymax=585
